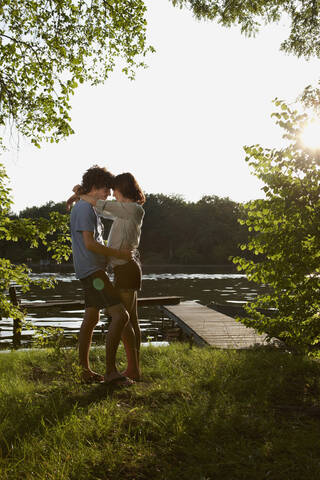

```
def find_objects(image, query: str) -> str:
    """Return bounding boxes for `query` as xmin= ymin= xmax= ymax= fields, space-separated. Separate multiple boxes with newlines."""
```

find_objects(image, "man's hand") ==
xmin=82 ymin=231 xmax=134 ymax=262
xmin=116 ymin=249 xmax=134 ymax=261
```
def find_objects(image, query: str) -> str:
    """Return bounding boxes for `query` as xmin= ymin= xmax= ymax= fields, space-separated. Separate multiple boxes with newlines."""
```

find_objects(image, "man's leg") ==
xmin=79 ymin=307 xmax=103 ymax=381
xmin=104 ymin=303 xmax=129 ymax=382
xmin=119 ymin=290 xmax=141 ymax=381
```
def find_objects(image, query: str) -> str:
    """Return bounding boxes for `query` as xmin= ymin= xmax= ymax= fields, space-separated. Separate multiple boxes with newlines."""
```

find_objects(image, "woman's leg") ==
xmin=104 ymin=303 xmax=130 ymax=382
xmin=119 ymin=290 xmax=141 ymax=380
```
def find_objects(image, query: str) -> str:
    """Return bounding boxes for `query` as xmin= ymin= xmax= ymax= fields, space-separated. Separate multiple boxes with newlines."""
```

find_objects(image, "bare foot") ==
xmin=81 ymin=369 xmax=104 ymax=384
xmin=122 ymin=369 xmax=141 ymax=382
xmin=104 ymin=371 xmax=134 ymax=386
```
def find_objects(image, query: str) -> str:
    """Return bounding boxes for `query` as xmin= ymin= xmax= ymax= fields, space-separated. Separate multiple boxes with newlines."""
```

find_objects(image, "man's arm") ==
xmin=82 ymin=231 xmax=132 ymax=261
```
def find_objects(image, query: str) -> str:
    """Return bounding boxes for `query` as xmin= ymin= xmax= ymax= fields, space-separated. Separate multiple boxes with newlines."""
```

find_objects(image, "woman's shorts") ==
xmin=113 ymin=260 xmax=142 ymax=291
xmin=80 ymin=270 xmax=121 ymax=309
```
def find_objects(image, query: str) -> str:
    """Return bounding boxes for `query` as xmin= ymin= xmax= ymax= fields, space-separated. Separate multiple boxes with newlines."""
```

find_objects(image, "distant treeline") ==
xmin=2 ymin=194 xmax=248 ymax=265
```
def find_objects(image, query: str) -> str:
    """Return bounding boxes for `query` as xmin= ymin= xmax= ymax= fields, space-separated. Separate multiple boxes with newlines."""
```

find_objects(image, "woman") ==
xmin=71 ymin=172 xmax=145 ymax=381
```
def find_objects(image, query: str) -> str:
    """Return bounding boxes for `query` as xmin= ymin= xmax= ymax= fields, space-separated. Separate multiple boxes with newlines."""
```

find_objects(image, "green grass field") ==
xmin=1 ymin=343 xmax=320 ymax=479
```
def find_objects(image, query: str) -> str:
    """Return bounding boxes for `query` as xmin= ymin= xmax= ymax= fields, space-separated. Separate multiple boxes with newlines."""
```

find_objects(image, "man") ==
xmin=70 ymin=165 xmax=133 ymax=385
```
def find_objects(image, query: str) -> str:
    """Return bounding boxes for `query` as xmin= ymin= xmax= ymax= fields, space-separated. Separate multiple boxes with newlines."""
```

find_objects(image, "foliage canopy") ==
xmin=0 ymin=0 xmax=151 ymax=147
xmin=171 ymin=0 xmax=320 ymax=59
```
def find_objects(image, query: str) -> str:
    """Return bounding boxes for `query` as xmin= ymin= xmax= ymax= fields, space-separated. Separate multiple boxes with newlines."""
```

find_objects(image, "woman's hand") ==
xmin=72 ymin=184 xmax=82 ymax=194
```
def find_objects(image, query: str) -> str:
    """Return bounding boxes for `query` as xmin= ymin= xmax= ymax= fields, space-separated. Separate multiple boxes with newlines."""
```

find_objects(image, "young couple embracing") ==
xmin=68 ymin=165 xmax=145 ymax=386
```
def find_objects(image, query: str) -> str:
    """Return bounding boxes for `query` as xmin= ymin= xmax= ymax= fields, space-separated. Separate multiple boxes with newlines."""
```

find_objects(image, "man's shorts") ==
xmin=113 ymin=259 xmax=142 ymax=291
xmin=80 ymin=270 xmax=121 ymax=309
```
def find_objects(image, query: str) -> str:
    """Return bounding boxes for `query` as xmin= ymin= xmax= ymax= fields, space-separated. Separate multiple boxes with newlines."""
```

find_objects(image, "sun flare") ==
xmin=300 ymin=120 xmax=320 ymax=150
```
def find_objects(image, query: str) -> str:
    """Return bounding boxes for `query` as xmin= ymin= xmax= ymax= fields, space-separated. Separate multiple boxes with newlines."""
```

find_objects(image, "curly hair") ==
xmin=79 ymin=165 xmax=114 ymax=194
xmin=114 ymin=172 xmax=145 ymax=205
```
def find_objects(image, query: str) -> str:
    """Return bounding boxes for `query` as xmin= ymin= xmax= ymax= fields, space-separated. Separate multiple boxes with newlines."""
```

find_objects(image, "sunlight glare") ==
xmin=300 ymin=120 xmax=320 ymax=150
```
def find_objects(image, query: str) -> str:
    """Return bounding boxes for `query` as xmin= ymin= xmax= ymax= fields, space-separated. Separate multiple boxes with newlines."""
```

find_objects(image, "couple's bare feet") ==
xmin=82 ymin=369 xmax=137 ymax=386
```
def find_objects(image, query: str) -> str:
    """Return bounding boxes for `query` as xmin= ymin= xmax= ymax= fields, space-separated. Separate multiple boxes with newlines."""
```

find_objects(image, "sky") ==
xmin=2 ymin=1 xmax=320 ymax=213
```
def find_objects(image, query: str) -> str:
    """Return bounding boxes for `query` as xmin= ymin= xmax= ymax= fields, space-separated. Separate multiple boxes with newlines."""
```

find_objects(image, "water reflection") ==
xmin=0 ymin=269 xmax=270 ymax=348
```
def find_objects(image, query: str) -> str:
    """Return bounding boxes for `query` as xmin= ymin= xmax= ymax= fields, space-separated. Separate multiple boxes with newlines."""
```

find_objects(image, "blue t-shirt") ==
xmin=70 ymin=200 xmax=107 ymax=279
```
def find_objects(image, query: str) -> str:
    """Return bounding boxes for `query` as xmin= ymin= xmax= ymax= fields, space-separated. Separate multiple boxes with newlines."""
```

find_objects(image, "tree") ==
xmin=0 ymin=1 xmax=152 ymax=330
xmin=0 ymin=193 xmax=246 ymax=267
xmin=0 ymin=0 xmax=151 ymax=147
xmin=170 ymin=0 xmax=320 ymax=351
xmin=193 ymin=195 xmax=246 ymax=264
xmin=233 ymin=99 xmax=320 ymax=353
xmin=140 ymin=193 xmax=246 ymax=264
xmin=171 ymin=0 xmax=320 ymax=59
xmin=19 ymin=201 xmax=68 ymax=219
xmin=0 ymin=166 xmax=70 ymax=323
xmin=141 ymin=194 xmax=189 ymax=263
xmin=0 ymin=201 xmax=70 ymax=263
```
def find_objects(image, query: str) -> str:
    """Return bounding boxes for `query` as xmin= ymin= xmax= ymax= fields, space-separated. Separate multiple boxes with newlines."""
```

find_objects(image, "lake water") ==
xmin=0 ymin=267 xmax=269 ymax=348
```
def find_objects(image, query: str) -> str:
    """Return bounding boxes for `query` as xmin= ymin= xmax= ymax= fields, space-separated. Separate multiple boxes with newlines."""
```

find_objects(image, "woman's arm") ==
xmin=95 ymin=199 xmax=140 ymax=220
xmin=79 ymin=194 xmax=97 ymax=207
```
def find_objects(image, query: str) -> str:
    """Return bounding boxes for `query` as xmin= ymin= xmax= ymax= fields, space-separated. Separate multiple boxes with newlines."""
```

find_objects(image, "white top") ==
xmin=95 ymin=199 xmax=145 ymax=267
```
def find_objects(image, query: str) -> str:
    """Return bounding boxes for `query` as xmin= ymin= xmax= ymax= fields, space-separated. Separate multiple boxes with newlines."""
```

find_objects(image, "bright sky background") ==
xmin=2 ymin=1 xmax=320 ymax=213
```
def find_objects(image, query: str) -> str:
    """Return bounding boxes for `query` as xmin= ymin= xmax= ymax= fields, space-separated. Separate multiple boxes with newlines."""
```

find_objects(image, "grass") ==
xmin=1 ymin=343 xmax=320 ymax=479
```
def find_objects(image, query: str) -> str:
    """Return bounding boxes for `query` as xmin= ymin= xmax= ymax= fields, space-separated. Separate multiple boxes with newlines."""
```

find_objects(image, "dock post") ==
xmin=159 ymin=306 xmax=165 ymax=329
xmin=9 ymin=286 xmax=22 ymax=348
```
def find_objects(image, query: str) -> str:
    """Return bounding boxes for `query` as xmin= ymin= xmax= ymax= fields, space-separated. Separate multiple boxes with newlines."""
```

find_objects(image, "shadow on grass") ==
xmin=2 ymin=347 xmax=320 ymax=480
xmin=66 ymin=348 xmax=320 ymax=480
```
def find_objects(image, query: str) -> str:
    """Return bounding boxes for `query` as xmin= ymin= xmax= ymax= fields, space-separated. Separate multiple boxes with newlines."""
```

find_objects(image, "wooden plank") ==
xmin=209 ymin=302 xmax=278 ymax=318
xmin=20 ymin=296 xmax=181 ymax=310
xmin=162 ymin=301 xmax=269 ymax=349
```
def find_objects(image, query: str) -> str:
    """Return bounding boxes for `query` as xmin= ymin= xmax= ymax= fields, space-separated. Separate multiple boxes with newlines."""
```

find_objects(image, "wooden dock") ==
xmin=7 ymin=285 xmax=274 ymax=349
xmin=161 ymin=301 xmax=271 ymax=349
